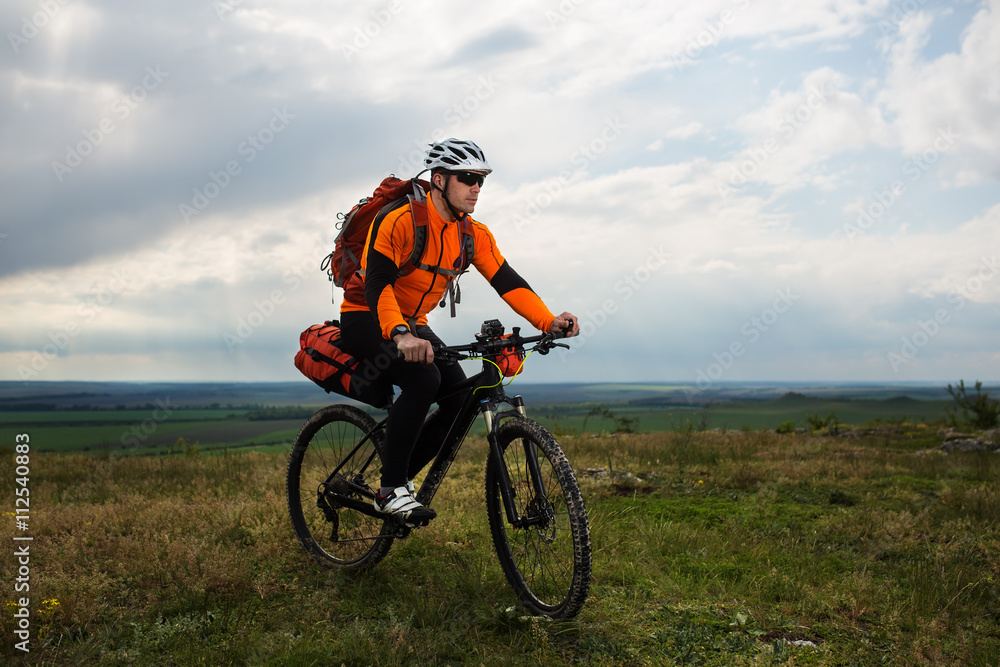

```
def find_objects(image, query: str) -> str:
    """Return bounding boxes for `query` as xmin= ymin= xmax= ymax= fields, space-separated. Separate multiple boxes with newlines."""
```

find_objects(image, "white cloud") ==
xmin=721 ymin=67 xmax=894 ymax=194
xmin=666 ymin=122 xmax=704 ymax=140
xmin=879 ymin=0 xmax=1000 ymax=183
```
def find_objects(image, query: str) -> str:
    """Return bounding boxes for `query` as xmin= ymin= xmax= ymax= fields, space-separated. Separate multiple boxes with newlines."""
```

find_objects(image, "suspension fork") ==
xmin=510 ymin=395 xmax=549 ymax=502
xmin=485 ymin=398 xmax=548 ymax=529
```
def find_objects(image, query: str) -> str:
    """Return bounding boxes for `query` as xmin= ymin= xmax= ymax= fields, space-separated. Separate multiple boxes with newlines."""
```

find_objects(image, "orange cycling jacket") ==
xmin=340 ymin=194 xmax=556 ymax=340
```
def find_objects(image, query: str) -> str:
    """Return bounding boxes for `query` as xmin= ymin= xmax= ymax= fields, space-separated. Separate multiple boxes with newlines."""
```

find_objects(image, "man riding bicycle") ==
xmin=337 ymin=138 xmax=580 ymax=526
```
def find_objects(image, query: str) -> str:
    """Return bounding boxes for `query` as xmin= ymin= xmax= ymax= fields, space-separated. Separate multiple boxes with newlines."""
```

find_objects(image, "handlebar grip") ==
xmin=557 ymin=317 xmax=575 ymax=339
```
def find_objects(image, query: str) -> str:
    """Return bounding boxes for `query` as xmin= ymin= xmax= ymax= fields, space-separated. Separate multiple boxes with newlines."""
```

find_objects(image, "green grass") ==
xmin=1 ymin=427 xmax=998 ymax=665
xmin=0 ymin=410 xmax=301 ymax=454
xmin=526 ymin=397 xmax=950 ymax=435
xmin=0 ymin=393 xmax=954 ymax=457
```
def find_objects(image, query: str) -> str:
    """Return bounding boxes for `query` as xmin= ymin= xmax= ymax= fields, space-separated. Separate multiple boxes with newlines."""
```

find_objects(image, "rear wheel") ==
xmin=287 ymin=404 xmax=393 ymax=568
xmin=485 ymin=417 xmax=591 ymax=619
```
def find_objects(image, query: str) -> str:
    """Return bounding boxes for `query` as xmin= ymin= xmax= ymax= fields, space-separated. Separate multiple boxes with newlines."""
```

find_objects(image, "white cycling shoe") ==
xmin=374 ymin=485 xmax=436 ymax=527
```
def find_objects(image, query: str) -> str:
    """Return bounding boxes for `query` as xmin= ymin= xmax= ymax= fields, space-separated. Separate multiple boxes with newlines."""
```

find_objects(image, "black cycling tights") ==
xmin=339 ymin=312 xmax=468 ymax=489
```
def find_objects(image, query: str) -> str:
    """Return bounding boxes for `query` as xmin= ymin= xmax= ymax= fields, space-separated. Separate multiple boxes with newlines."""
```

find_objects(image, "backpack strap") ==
xmin=404 ymin=196 xmax=431 ymax=276
xmin=438 ymin=215 xmax=476 ymax=317
xmin=458 ymin=214 xmax=475 ymax=272
xmin=408 ymin=211 xmax=474 ymax=278
xmin=401 ymin=184 xmax=478 ymax=319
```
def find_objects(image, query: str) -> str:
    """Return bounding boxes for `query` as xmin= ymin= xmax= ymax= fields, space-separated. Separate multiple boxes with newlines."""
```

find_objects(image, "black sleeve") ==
xmin=364 ymin=249 xmax=399 ymax=329
xmin=489 ymin=260 xmax=533 ymax=296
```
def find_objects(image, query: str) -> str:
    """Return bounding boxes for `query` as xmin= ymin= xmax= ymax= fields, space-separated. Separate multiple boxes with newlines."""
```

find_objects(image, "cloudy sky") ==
xmin=2 ymin=0 xmax=998 ymax=388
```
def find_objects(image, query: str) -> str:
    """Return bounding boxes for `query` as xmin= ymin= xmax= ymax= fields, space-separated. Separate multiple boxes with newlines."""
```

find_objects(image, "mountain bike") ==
xmin=286 ymin=319 xmax=592 ymax=619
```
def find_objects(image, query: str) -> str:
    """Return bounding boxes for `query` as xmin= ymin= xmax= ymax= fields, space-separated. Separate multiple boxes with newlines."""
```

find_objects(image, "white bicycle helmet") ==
xmin=424 ymin=138 xmax=492 ymax=175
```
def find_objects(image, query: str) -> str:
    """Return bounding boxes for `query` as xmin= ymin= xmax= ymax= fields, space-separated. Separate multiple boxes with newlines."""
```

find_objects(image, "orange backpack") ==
xmin=322 ymin=176 xmax=475 ymax=315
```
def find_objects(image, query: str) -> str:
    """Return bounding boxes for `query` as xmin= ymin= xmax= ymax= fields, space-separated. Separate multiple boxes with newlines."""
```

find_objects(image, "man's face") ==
xmin=441 ymin=171 xmax=485 ymax=215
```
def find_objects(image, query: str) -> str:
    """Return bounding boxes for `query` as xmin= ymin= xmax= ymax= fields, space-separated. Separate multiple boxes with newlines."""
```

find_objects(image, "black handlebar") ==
xmin=434 ymin=318 xmax=574 ymax=362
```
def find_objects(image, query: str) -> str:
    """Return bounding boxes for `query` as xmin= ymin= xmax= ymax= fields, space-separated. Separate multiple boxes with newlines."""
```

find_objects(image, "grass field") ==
xmin=2 ymin=424 xmax=998 ymax=665
xmin=531 ymin=397 xmax=950 ymax=435
xmin=0 ymin=409 xmax=300 ymax=454
xmin=0 ymin=391 xmax=953 ymax=456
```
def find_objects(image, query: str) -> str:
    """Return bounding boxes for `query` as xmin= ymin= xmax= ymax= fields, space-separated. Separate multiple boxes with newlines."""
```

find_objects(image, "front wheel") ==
xmin=485 ymin=417 xmax=591 ymax=619
xmin=287 ymin=404 xmax=394 ymax=568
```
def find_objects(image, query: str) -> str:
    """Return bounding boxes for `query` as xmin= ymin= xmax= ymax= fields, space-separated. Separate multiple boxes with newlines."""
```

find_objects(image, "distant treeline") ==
xmin=0 ymin=402 xmax=258 ymax=412
xmin=628 ymin=392 xmax=924 ymax=409
xmin=0 ymin=402 xmax=67 ymax=411
xmin=0 ymin=402 xmax=144 ymax=411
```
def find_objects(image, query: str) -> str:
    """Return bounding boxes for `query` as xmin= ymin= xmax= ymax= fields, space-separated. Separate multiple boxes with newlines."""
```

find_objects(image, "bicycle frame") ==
xmin=322 ymin=356 xmax=550 ymax=533
xmin=417 ymin=360 xmax=550 ymax=530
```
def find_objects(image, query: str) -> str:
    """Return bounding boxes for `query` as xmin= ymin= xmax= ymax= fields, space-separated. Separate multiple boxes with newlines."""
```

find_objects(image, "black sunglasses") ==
xmin=451 ymin=171 xmax=485 ymax=187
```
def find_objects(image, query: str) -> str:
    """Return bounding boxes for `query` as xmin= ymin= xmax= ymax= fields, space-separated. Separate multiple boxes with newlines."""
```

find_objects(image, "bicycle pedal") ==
xmin=385 ymin=515 xmax=433 ymax=535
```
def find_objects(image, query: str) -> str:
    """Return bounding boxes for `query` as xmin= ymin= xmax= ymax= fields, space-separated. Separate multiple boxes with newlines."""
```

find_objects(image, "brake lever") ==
xmin=433 ymin=347 xmax=467 ymax=362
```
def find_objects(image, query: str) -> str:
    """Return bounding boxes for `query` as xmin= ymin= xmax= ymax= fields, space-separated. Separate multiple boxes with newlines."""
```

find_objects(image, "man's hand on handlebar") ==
xmin=394 ymin=332 xmax=435 ymax=364
xmin=549 ymin=312 xmax=580 ymax=338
